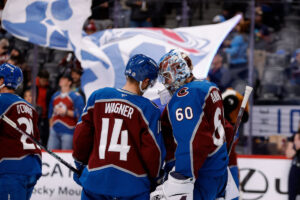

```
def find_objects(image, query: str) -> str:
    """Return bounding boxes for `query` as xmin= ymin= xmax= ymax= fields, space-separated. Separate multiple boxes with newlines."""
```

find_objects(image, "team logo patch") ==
xmin=177 ymin=87 xmax=189 ymax=97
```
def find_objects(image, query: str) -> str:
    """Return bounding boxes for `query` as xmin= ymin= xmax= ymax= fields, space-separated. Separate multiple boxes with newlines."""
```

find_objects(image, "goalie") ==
xmin=151 ymin=49 xmax=239 ymax=200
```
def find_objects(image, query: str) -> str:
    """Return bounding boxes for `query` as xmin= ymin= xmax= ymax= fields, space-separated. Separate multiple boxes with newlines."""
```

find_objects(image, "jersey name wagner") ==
xmin=104 ymin=102 xmax=134 ymax=119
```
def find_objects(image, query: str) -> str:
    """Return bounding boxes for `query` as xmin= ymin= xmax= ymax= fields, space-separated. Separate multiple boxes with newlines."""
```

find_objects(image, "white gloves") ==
xmin=150 ymin=172 xmax=195 ymax=200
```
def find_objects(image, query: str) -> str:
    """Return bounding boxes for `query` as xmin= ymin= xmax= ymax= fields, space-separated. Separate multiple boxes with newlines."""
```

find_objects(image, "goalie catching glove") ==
xmin=150 ymin=171 xmax=195 ymax=200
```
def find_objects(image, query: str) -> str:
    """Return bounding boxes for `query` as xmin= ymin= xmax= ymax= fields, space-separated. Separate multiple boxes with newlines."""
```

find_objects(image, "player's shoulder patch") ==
xmin=176 ymin=87 xmax=189 ymax=97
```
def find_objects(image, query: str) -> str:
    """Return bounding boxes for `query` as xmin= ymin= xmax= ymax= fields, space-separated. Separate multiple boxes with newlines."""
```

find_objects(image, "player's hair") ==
xmin=38 ymin=69 xmax=50 ymax=79
xmin=126 ymin=76 xmax=138 ymax=84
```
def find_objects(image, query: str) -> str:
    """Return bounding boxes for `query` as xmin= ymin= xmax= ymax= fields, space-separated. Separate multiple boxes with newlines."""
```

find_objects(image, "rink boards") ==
xmin=31 ymin=152 xmax=291 ymax=200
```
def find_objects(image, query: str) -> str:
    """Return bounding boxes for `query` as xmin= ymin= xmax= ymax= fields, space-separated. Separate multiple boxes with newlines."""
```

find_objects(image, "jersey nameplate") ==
xmin=211 ymin=90 xmax=221 ymax=103
xmin=105 ymin=102 xmax=134 ymax=119
xmin=17 ymin=104 xmax=33 ymax=117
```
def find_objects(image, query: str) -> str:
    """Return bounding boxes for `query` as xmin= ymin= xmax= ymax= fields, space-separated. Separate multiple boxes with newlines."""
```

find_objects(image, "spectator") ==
xmin=224 ymin=19 xmax=249 ymax=80
xmin=254 ymin=6 xmax=271 ymax=50
xmin=7 ymin=48 xmax=24 ymax=66
xmin=36 ymin=69 xmax=54 ymax=146
xmin=48 ymin=74 xmax=84 ymax=150
xmin=0 ymin=38 xmax=9 ymax=64
xmin=285 ymin=127 xmax=300 ymax=200
xmin=90 ymin=0 xmax=114 ymax=30
xmin=212 ymin=14 xmax=226 ymax=24
xmin=126 ymin=0 xmax=153 ymax=27
xmin=71 ymin=66 xmax=85 ymax=103
xmin=208 ymin=53 xmax=232 ymax=92
xmin=23 ymin=87 xmax=33 ymax=104
xmin=149 ymin=0 xmax=166 ymax=27
xmin=119 ymin=0 xmax=132 ymax=27
xmin=288 ymin=49 xmax=300 ymax=84
xmin=84 ymin=20 xmax=97 ymax=35
xmin=23 ymin=86 xmax=43 ymax=119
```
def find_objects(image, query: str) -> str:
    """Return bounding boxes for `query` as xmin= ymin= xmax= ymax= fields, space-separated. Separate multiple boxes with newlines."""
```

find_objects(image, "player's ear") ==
xmin=0 ymin=77 xmax=4 ymax=85
xmin=142 ymin=78 xmax=150 ymax=89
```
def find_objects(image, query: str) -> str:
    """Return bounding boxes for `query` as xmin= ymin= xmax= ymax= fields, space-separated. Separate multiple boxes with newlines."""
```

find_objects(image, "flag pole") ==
xmin=247 ymin=0 xmax=255 ymax=154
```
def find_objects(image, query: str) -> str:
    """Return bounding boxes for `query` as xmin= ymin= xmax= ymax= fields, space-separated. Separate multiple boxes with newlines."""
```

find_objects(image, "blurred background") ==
xmin=1 ymin=0 xmax=300 ymax=156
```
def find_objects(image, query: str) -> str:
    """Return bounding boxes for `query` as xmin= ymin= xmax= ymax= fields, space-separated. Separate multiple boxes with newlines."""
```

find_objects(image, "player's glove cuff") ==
xmin=73 ymin=160 xmax=85 ymax=186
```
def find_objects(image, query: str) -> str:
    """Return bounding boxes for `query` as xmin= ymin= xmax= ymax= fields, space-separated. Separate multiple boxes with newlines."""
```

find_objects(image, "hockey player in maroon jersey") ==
xmin=0 ymin=63 xmax=42 ymax=200
xmin=72 ymin=54 xmax=165 ymax=200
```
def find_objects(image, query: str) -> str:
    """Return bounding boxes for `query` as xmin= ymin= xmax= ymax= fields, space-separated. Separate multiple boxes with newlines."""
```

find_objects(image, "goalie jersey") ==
xmin=73 ymin=87 xmax=165 ymax=197
xmin=0 ymin=93 xmax=41 ymax=176
xmin=162 ymin=80 xmax=229 ymax=179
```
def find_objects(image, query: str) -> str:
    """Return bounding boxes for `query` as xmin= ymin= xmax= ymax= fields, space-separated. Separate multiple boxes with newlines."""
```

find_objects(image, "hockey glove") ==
xmin=73 ymin=160 xmax=85 ymax=186
xmin=150 ymin=171 xmax=195 ymax=200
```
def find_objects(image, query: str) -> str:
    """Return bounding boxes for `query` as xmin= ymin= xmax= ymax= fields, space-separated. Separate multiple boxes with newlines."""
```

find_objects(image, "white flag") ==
xmin=2 ymin=0 xmax=241 ymax=100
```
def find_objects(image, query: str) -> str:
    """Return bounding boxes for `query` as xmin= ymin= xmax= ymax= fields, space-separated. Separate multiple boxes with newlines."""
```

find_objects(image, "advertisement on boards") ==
xmin=31 ymin=152 xmax=292 ymax=200
xmin=31 ymin=152 xmax=81 ymax=200
xmin=238 ymin=155 xmax=290 ymax=200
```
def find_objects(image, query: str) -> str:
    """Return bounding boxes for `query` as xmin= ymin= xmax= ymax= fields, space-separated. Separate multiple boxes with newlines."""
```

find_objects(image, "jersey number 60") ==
xmin=175 ymin=107 xmax=193 ymax=121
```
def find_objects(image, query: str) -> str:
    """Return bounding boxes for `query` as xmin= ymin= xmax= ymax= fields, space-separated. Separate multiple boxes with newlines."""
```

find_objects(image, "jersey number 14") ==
xmin=99 ymin=118 xmax=131 ymax=161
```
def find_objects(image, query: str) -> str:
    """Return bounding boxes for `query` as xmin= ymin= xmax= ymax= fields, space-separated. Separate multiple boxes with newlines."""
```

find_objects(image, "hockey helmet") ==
xmin=125 ymin=54 xmax=158 ymax=88
xmin=0 ymin=63 xmax=23 ymax=90
xmin=158 ymin=49 xmax=193 ymax=92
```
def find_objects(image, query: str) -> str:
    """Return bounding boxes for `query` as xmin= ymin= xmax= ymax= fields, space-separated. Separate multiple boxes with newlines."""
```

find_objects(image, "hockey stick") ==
xmin=1 ymin=115 xmax=80 ymax=174
xmin=227 ymin=86 xmax=253 ymax=155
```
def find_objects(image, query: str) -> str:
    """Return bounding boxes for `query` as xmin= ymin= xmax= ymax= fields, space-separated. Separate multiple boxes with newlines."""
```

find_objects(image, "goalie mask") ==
xmin=0 ymin=63 xmax=23 ymax=90
xmin=158 ymin=49 xmax=193 ymax=92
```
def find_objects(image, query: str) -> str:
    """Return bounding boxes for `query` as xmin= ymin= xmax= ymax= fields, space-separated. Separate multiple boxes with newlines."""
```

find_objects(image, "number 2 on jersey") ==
xmin=17 ymin=117 xmax=37 ymax=150
xmin=99 ymin=118 xmax=131 ymax=161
